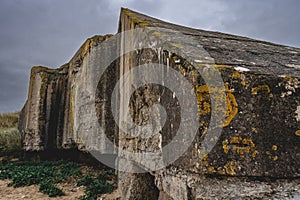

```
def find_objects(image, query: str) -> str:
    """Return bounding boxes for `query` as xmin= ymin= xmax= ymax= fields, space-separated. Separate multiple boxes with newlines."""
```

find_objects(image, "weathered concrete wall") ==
xmin=20 ymin=34 xmax=117 ymax=152
xmin=116 ymin=8 xmax=300 ymax=199
xmin=20 ymin=8 xmax=300 ymax=199
xmin=20 ymin=65 xmax=68 ymax=151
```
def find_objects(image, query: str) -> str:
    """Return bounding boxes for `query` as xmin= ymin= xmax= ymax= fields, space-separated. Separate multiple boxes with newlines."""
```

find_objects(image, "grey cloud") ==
xmin=0 ymin=0 xmax=116 ymax=113
xmin=204 ymin=0 xmax=300 ymax=47
xmin=0 ymin=0 xmax=299 ymax=113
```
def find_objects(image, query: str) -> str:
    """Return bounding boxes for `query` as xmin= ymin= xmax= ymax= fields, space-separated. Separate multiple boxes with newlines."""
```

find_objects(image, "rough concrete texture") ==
xmin=20 ymin=8 xmax=300 ymax=199
xmin=19 ymin=34 xmax=116 ymax=152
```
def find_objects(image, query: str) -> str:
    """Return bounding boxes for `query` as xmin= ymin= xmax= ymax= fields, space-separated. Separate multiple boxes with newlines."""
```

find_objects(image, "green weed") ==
xmin=77 ymin=172 xmax=115 ymax=200
xmin=0 ymin=160 xmax=81 ymax=197
xmin=0 ymin=160 xmax=116 ymax=199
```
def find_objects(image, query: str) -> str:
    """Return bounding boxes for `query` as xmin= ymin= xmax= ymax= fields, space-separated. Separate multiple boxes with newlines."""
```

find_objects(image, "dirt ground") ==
xmin=0 ymin=179 xmax=84 ymax=200
xmin=0 ymin=163 xmax=121 ymax=200
xmin=0 ymin=179 xmax=120 ymax=200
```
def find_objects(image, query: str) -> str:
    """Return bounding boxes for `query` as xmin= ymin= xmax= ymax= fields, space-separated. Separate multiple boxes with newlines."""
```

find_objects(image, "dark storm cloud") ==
xmin=0 ymin=0 xmax=116 ymax=113
xmin=150 ymin=0 xmax=300 ymax=47
xmin=0 ymin=0 xmax=299 ymax=113
xmin=218 ymin=0 xmax=300 ymax=47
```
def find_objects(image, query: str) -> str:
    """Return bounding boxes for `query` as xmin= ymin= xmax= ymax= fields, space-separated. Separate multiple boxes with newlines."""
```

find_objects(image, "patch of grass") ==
xmin=39 ymin=181 xmax=64 ymax=197
xmin=77 ymin=172 xmax=115 ymax=200
xmin=0 ymin=112 xmax=19 ymax=129
xmin=0 ymin=112 xmax=21 ymax=156
xmin=0 ymin=160 xmax=116 ymax=199
xmin=0 ymin=127 xmax=21 ymax=156
xmin=0 ymin=160 xmax=81 ymax=197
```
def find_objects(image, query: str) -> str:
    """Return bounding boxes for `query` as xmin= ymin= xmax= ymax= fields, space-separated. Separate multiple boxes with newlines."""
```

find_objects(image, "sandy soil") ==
xmin=0 ymin=164 xmax=121 ymax=200
xmin=0 ymin=179 xmax=121 ymax=200
xmin=0 ymin=179 xmax=85 ymax=200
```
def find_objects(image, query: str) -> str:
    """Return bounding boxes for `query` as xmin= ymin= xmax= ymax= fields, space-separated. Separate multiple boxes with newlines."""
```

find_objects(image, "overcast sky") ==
xmin=0 ymin=0 xmax=300 ymax=113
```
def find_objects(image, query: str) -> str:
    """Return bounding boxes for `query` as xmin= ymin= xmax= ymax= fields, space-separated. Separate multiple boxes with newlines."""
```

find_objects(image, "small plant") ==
xmin=0 ymin=160 xmax=81 ymax=197
xmin=0 ymin=160 xmax=116 ymax=199
xmin=39 ymin=181 xmax=64 ymax=197
xmin=77 ymin=172 xmax=115 ymax=200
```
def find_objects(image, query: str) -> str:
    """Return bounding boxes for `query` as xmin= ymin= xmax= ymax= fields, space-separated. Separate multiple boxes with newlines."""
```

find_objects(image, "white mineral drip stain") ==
xmin=286 ymin=64 xmax=300 ymax=70
xmin=295 ymin=106 xmax=300 ymax=122
xmin=288 ymin=51 xmax=298 ymax=54
xmin=234 ymin=66 xmax=250 ymax=72
xmin=234 ymin=58 xmax=244 ymax=62
xmin=149 ymin=41 xmax=157 ymax=49
xmin=138 ymin=42 xmax=143 ymax=49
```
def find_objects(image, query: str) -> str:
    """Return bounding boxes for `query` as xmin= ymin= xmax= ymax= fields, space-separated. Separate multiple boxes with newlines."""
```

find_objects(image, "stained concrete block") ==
xmin=19 ymin=8 xmax=300 ymax=200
